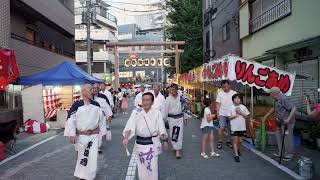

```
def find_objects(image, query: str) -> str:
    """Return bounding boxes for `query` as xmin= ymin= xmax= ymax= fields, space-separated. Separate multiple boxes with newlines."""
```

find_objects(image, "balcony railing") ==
xmin=74 ymin=7 xmax=117 ymax=24
xmin=249 ymin=0 xmax=291 ymax=33
xmin=11 ymin=33 xmax=75 ymax=58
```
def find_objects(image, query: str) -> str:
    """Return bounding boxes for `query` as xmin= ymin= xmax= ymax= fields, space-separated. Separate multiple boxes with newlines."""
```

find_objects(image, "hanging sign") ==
xmin=202 ymin=55 xmax=296 ymax=95
xmin=124 ymin=57 xmax=171 ymax=67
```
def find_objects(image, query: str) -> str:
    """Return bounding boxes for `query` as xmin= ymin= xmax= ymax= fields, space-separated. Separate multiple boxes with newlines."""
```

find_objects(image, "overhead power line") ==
xmin=108 ymin=5 xmax=162 ymax=13
xmin=104 ymin=0 xmax=153 ymax=6
xmin=111 ymin=8 xmax=165 ymax=16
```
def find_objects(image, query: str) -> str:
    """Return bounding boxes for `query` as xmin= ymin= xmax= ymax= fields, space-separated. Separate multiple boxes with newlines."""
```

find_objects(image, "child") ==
xmin=200 ymin=98 xmax=220 ymax=158
xmin=228 ymin=94 xmax=250 ymax=162
xmin=121 ymin=94 xmax=128 ymax=114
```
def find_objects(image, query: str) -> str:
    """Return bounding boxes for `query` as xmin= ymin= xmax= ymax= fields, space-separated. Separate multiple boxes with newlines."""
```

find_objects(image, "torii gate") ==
xmin=105 ymin=41 xmax=185 ymax=89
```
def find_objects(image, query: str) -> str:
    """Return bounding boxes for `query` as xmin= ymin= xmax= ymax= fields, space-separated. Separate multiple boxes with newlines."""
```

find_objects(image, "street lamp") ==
xmin=79 ymin=0 xmax=99 ymax=75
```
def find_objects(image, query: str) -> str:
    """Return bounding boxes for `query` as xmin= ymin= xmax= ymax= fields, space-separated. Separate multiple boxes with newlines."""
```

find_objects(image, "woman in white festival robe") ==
xmin=64 ymin=85 xmax=106 ymax=180
xmin=123 ymin=92 xmax=168 ymax=180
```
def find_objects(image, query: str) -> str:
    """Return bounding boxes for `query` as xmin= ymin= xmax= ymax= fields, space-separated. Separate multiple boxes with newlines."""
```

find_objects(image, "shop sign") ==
xmin=124 ymin=57 xmax=171 ymax=67
xmin=203 ymin=55 xmax=296 ymax=95
xmin=119 ymin=71 xmax=133 ymax=78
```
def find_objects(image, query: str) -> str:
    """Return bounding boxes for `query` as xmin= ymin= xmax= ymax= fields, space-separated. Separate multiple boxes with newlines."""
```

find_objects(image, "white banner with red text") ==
xmin=202 ymin=55 xmax=296 ymax=96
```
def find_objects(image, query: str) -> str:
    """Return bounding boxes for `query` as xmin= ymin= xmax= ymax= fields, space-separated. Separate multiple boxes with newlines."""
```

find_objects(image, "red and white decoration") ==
xmin=202 ymin=55 xmax=296 ymax=96
xmin=0 ymin=48 xmax=20 ymax=90
xmin=25 ymin=119 xmax=49 ymax=134
xmin=43 ymin=89 xmax=60 ymax=119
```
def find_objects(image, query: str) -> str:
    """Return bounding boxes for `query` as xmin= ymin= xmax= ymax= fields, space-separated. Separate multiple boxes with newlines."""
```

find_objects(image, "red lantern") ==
xmin=0 ymin=49 xmax=20 ymax=90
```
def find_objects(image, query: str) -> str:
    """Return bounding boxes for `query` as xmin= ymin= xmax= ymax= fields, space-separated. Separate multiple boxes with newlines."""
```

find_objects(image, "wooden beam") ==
xmin=175 ymin=44 xmax=180 ymax=74
xmin=105 ymin=41 xmax=185 ymax=47
xmin=117 ymin=49 xmax=184 ymax=53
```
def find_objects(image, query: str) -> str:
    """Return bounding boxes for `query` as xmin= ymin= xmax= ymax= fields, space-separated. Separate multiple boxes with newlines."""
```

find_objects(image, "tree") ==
xmin=164 ymin=0 xmax=203 ymax=73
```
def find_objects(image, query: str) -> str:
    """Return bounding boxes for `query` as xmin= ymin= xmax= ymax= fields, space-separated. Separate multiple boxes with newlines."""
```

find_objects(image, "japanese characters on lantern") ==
xmin=202 ymin=55 xmax=295 ymax=95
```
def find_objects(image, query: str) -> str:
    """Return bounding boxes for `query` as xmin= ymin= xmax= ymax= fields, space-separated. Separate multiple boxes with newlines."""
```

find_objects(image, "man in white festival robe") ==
xmin=123 ymin=92 xmax=168 ymax=180
xmin=64 ymin=84 xmax=106 ymax=180
xmin=100 ymin=84 xmax=114 ymax=109
xmin=134 ymin=84 xmax=147 ymax=108
xmin=151 ymin=84 xmax=166 ymax=117
xmin=93 ymin=84 xmax=113 ymax=153
xmin=163 ymin=83 xmax=188 ymax=159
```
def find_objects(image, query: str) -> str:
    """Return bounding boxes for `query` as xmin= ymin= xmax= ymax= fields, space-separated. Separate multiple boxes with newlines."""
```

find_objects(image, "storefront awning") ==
xmin=16 ymin=61 xmax=103 ymax=85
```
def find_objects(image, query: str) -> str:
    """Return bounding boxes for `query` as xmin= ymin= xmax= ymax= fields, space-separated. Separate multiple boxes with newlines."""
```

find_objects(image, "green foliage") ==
xmin=164 ymin=0 xmax=203 ymax=73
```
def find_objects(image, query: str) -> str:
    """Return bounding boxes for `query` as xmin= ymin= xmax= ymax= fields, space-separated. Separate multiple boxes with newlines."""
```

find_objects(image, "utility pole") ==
xmin=161 ymin=28 xmax=165 ymax=84
xmin=114 ymin=46 xmax=119 ymax=89
xmin=86 ymin=0 xmax=92 ymax=75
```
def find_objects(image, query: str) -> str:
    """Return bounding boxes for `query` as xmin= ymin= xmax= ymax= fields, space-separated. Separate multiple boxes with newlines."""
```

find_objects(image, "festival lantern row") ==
xmin=176 ymin=55 xmax=296 ymax=96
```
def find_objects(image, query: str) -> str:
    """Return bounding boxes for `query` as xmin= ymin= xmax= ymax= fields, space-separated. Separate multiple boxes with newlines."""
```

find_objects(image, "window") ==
xmin=25 ymin=28 xmax=35 ymax=42
xmin=250 ymin=0 xmax=291 ymax=32
xmin=222 ymin=21 xmax=230 ymax=41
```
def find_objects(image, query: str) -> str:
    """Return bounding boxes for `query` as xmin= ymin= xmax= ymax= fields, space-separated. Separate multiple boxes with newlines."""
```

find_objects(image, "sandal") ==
xmin=217 ymin=142 xmax=222 ymax=149
xmin=210 ymin=151 xmax=220 ymax=157
xmin=226 ymin=142 xmax=233 ymax=148
xmin=200 ymin=152 xmax=209 ymax=159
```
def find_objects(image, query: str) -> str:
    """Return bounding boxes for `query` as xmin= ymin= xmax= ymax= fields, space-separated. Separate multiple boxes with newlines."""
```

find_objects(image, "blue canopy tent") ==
xmin=15 ymin=61 xmax=104 ymax=85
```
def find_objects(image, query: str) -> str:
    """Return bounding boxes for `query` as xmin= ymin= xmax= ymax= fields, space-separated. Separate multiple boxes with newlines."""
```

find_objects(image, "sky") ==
xmin=104 ymin=0 xmax=161 ymax=25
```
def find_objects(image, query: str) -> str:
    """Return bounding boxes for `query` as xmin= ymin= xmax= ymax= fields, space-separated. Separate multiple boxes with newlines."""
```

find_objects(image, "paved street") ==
xmin=0 ymin=98 xmax=293 ymax=180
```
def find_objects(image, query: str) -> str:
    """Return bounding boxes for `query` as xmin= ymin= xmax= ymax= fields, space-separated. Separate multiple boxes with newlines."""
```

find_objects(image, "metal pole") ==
xmin=103 ymin=62 xmax=107 ymax=73
xmin=86 ymin=0 xmax=92 ymax=75
xmin=156 ymin=68 xmax=159 ymax=84
xmin=161 ymin=28 xmax=165 ymax=84
xmin=251 ymin=87 xmax=254 ymax=120
xmin=114 ymin=46 xmax=119 ymax=89
xmin=12 ymin=85 xmax=15 ymax=109
xmin=279 ymin=125 xmax=287 ymax=164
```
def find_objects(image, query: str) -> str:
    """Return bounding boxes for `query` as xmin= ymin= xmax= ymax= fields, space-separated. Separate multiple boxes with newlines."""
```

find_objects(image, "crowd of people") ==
xmin=62 ymin=81 xmax=319 ymax=180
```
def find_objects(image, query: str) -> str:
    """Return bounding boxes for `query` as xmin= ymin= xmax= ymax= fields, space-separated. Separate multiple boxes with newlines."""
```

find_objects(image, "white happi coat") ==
xmin=94 ymin=93 xmax=113 ymax=147
xmin=152 ymin=91 xmax=166 ymax=118
xmin=163 ymin=95 xmax=184 ymax=150
xmin=102 ymin=90 xmax=114 ymax=108
xmin=64 ymin=100 xmax=106 ymax=180
xmin=123 ymin=107 xmax=167 ymax=180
